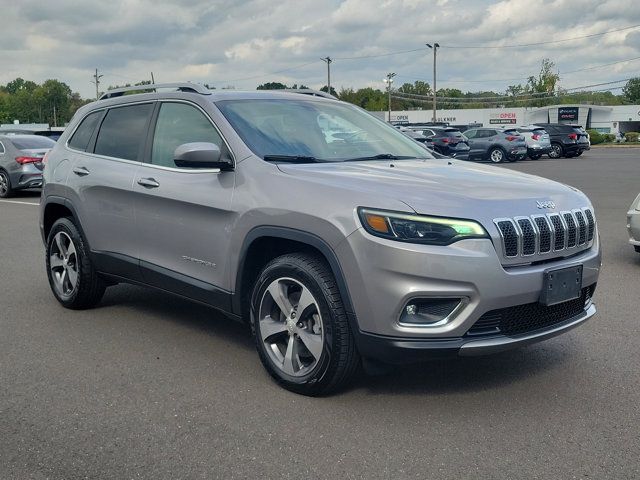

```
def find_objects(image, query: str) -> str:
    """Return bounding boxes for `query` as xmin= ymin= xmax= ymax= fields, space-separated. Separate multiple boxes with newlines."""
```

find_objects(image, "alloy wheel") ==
xmin=490 ymin=149 xmax=504 ymax=163
xmin=258 ymin=277 xmax=324 ymax=377
xmin=0 ymin=172 xmax=8 ymax=196
xmin=49 ymin=232 xmax=79 ymax=298
xmin=549 ymin=144 xmax=562 ymax=158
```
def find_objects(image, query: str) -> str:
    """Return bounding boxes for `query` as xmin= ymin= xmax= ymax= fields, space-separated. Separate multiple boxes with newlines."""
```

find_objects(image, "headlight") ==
xmin=358 ymin=208 xmax=488 ymax=245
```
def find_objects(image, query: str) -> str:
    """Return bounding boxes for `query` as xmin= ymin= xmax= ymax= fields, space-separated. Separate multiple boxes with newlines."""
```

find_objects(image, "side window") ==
xmin=464 ymin=130 xmax=476 ymax=139
xmin=486 ymin=130 xmax=497 ymax=137
xmin=151 ymin=102 xmax=223 ymax=168
xmin=94 ymin=103 xmax=153 ymax=161
xmin=68 ymin=111 xmax=102 ymax=151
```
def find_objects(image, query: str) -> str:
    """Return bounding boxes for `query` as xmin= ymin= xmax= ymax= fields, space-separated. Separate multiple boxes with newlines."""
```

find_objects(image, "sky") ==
xmin=1 ymin=0 xmax=640 ymax=99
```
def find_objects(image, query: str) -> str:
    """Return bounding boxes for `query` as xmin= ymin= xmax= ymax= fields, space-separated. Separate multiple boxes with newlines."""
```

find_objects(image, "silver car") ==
xmin=513 ymin=126 xmax=552 ymax=160
xmin=627 ymin=193 xmax=640 ymax=253
xmin=39 ymin=84 xmax=600 ymax=395
xmin=0 ymin=134 xmax=54 ymax=197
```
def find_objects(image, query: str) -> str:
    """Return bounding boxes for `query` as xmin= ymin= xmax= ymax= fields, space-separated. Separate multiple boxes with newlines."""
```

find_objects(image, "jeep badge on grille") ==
xmin=536 ymin=200 xmax=556 ymax=209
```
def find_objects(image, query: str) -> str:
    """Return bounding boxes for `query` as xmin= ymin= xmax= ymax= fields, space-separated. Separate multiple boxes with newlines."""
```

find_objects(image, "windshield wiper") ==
xmin=343 ymin=154 xmax=415 ymax=161
xmin=263 ymin=154 xmax=323 ymax=163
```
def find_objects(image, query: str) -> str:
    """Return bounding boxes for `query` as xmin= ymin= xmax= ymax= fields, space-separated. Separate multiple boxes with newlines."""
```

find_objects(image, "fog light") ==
xmin=400 ymin=298 xmax=463 ymax=326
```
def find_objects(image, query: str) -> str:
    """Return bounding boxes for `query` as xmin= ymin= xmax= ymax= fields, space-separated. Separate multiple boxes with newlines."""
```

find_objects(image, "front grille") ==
xmin=494 ymin=208 xmax=595 ymax=260
xmin=466 ymin=284 xmax=596 ymax=337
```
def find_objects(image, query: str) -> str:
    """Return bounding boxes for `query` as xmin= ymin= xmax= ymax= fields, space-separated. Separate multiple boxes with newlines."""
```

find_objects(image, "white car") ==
xmin=627 ymin=193 xmax=640 ymax=253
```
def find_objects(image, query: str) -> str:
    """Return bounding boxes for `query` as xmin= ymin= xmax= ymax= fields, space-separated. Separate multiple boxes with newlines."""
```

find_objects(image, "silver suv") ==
xmin=40 ymin=83 xmax=601 ymax=395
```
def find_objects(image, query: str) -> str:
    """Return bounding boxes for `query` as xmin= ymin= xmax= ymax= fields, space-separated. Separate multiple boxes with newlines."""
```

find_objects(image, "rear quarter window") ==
xmin=68 ymin=111 xmax=103 ymax=152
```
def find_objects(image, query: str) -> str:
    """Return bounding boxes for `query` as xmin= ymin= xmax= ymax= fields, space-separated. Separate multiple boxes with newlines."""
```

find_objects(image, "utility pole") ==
xmin=52 ymin=103 xmax=57 ymax=127
xmin=321 ymin=57 xmax=332 ymax=94
xmin=91 ymin=68 xmax=104 ymax=100
xmin=426 ymin=43 xmax=439 ymax=122
xmin=383 ymin=72 xmax=396 ymax=122
xmin=151 ymin=72 xmax=155 ymax=84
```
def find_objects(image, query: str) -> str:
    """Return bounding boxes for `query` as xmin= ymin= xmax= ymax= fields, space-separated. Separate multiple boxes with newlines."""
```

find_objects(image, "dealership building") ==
xmin=378 ymin=104 xmax=640 ymax=134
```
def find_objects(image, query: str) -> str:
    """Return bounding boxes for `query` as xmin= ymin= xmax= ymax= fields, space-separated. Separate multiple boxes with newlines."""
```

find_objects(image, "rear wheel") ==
xmin=0 ymin=170 xmax=13 ymax=198
xmin=548 ymin=143 xmax=563 ymax=158
xmin=488 ymin=147 xmax=505 ymax=163
xmin=251 ymin=253 xmax=359 ymax=396
xmin=46 ymin=218 xmax=106 ymax=309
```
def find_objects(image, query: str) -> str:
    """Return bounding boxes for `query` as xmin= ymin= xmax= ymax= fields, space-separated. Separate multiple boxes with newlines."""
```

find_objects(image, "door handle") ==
xmin=137 ymin=177 xmax=160 ymax=188
xmin=72 ymin=166 xmax=90 ymax=176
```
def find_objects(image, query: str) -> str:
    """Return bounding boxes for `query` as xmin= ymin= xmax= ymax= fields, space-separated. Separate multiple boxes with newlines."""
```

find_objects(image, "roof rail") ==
xmin=279 ymin=89 xmax=338 ymax=100
xmin=99 ymin=82 xmax=211 ymax=100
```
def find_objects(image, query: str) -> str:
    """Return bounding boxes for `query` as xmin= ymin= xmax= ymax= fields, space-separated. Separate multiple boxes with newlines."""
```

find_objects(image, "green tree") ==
xmin=320 ymin=85 xmax=337 ymax=96
xmin=623 ymin=78 xmax=640 ymax=103
xmin=256 ymin=82 xmax=288 ymax=90
xmin=528 ymin=58 xmax=560 ymax=94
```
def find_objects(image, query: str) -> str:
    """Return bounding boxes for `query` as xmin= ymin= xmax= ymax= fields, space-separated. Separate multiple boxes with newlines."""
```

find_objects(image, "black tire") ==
xmin=0 ymin=170 xmax=13 ymax=198
xmin=488 ymin=147 xmax=505 ymax=163
xmin=635 ymin=246 xmax=640 ymax=254
xmin=250 ymin=253 xmax=360 ymax=396
xmin=575 ymin=151 xmax=583 ymax=157
xmin=548 ymin=143 xmax=563 ymax=159
xmin=528 ymin=153 xmax=542 ymax=160
xmin=46 ymin=217 xmax=106 ymax=309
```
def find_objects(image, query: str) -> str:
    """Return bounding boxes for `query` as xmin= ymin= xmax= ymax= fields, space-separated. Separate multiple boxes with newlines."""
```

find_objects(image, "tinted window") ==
xmin=10 ymin=136 xmax=56 ymax=150
xmin=151 ymin=103 xmax=223 ymax=168
xmin=464 ymin=130 xmax=476 ymax=138
xmin=94 ymin=104 xmax=153 ymax=161
xmin=69 ymin=111 xmax=102 ymax=151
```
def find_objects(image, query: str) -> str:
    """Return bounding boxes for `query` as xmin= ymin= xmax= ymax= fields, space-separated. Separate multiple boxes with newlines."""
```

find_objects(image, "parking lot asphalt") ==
xmin=1 ymin=148 xmax=639 ymax=479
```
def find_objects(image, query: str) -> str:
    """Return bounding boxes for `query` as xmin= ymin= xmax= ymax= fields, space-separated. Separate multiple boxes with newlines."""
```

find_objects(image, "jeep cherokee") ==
xmin=40 ymin=84 xmax=601 ymax=395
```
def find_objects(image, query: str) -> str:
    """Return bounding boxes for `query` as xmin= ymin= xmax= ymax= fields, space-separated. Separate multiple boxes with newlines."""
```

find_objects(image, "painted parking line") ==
xmin=0 ymin=199 xmax=40 ymax=206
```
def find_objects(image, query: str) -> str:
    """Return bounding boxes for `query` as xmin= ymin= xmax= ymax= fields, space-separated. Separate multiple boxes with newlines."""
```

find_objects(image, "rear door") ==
xmin=132 ymin=100 xmax=236 ymax=304
xmin=66 ymin=103 xmax=152 ymax=278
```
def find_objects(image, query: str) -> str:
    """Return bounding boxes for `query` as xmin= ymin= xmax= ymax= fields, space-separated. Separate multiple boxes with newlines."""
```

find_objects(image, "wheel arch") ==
xmin=233 ymin=227 xmax=355 ymax=321
xmin=42 ymin=197 xmax=88 ymax=248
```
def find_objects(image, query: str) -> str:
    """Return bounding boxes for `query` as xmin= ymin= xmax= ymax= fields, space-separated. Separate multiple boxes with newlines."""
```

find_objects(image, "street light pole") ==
xmin=383 ymin=72 xmax=396 ymax=122
xmin=321 ymin=57 xmax=332 ymax=93
xmin=426 ymin=43 xmax=439 ymax=123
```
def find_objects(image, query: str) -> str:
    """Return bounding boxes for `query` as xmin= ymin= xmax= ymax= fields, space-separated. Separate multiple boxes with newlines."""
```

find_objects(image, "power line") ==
xmin=440 ymin=23 xmax=640 ymax=49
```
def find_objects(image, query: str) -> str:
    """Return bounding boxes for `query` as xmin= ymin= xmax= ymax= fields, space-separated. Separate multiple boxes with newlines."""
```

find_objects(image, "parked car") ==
xmin=0 ymin=134 xmax=55 ymax=197
xmin=40 ymin=83 xmax=600 ymax=395
xmin=462 ymin=127 xmax=527 ymax=163
xmin=533 ymin=123 xmax=590 ymax=158
xmin=511 ymin=126 xmax=551 ymax=159
xmin=627 ymin=193 xmax=640 ymax=253
xmin=420 ymin=127 xmax=470 ymax=159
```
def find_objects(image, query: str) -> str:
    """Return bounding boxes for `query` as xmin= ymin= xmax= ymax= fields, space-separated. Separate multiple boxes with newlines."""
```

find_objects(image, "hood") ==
xmin=277 ymin=158 xmax=590 ymax=221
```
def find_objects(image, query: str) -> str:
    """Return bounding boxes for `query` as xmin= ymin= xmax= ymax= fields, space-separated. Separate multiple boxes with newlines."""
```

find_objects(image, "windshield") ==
xmin=216 ymin=99 xmax=433 ymax=162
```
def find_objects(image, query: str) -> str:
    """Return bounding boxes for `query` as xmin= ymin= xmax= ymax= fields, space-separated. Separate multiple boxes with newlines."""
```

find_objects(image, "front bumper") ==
xmin=336 ymin=228 xmax=601 ymax=340
xmin=357 ymin=304 xmax=596 ymax=363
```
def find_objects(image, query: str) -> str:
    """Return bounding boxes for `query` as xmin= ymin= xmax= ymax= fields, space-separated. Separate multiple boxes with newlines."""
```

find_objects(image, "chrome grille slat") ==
xmin=493 ymin=208 xmax=595 ymax=261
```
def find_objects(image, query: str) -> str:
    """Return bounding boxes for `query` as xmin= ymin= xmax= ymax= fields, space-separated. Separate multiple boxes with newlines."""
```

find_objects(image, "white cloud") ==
xmin=0 ymin=0 xmax=639 ymax=98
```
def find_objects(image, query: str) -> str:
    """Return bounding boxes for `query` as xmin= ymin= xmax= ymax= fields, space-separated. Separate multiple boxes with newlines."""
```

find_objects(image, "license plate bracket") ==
xmin=539 ymin=265 xmax=583 ymax=306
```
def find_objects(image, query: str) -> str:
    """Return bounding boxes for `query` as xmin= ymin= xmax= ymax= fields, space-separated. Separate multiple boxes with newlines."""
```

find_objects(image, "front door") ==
xmin=133 ymin=101 xmax=236 ymax=307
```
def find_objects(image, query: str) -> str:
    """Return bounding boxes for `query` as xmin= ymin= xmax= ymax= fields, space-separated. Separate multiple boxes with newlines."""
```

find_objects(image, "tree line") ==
xmin=0 ymin=78 xmax=88 ymax=126
xmin=2 ymin=60 xmax=640 ymax=127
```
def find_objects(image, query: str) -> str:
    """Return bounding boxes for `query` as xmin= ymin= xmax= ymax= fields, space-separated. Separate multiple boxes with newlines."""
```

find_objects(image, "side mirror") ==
xmin=173 ymin=142 xmax=233 ymax=170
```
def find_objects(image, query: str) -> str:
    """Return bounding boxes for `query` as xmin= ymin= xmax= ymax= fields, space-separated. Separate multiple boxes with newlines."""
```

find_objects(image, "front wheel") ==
xmin=0 ymin=170 xmax=13 ymax=198
xmin=548 ymin=143 xmax=563 ymax=158
xmin=46 ymin=218 xmax=106 ymax=309
xmin=488 ymin=147 xmax=505 ymax=163
xmin=575 ymin=151 xmax=583 ymax=157
xmin=251 ymin=253 xmax=359 ymax=396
